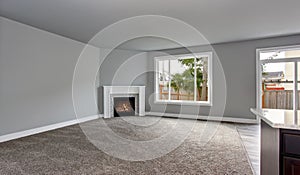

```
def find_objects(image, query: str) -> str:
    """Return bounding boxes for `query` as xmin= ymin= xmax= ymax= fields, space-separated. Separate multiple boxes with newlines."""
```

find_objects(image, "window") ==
xmin=155 ymin=52 xmax=212 ymax=105
xmin=257 ymin=45 xmax=300 ymax=111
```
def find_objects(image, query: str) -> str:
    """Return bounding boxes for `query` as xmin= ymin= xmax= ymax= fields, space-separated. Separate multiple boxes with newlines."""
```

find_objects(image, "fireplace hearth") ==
xmin=113 ymin=97 xmax=135 ymax=117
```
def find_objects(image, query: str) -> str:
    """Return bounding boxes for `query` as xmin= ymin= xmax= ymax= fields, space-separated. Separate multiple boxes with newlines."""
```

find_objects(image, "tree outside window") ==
xmin=155 ymin=52 xmax=212 ymax=104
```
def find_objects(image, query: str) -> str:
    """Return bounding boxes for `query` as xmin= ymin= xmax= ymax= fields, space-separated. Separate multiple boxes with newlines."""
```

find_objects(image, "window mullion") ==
xmin=194 ymin=58 xmax=197 ymax=101
xmin=168 ymin=60 xmax=171 ymax=101
xmin=293 ymin=61 xmax=298 ymax=120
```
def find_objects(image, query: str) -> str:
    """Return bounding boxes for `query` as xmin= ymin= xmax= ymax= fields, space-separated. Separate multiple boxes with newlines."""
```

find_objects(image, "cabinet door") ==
xmin=284 ymin=157 xmax=300 ymax=175
xmin=282 ymin=133 xmax=300 ymax=156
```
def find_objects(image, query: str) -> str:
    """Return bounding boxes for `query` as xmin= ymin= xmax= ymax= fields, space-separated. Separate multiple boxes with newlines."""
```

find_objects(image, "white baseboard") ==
xmin=145 ymin=112 xmax=258 ymax=124
xmin=0 ymin=115 xmax=100 ymax=143
xmin=77 ymin=115 xmax=100 ymax=123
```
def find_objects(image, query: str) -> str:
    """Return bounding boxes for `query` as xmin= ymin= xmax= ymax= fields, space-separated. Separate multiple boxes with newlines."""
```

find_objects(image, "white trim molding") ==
xmin=146 ymin=112 xmax=258 ymax=124
xmin=0 ymin=115 xmax=100 ymax=143
xmin=154 ymin=52 xmax=213 ymax=106
xmin=256 ymin=45 xmax=300 ymax=123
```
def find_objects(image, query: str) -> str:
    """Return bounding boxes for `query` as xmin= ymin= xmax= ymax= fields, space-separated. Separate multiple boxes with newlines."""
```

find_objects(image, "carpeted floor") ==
xmin=0 ymin=116 xmax=253 ymax=175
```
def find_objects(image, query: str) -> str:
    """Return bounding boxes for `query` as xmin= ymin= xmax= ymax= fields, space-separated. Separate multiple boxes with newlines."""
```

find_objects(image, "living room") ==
xmin=1 ymin=0 xmax=300 ymax=174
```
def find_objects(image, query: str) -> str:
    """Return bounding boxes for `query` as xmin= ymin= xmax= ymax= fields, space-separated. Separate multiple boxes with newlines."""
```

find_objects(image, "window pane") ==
xmin=196 ymin=57 xmax=209 ymax=101
xmin=260 ymin=49 xmax=300 ymax=60
xmin=284 ymin=50 xmax=300 ymax=59
xmin=283 ymin=51 xmax=300 ymax=109
xmin=260 ymin=51 xmax=286 ymax=60
xmin=170 ymin=58 xmax=194 ymax=101
xmin=158 ymin=60 xmax=169 ymax=100
xmin=262 ymin=62 xmax=294 ymax=110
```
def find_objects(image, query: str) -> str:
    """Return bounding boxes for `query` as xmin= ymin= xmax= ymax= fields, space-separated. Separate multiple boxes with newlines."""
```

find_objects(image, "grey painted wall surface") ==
xmin=98 ymin=49 xmax=148 ymax=113
xmin=146 ymin=35 xmax=300 ymax=119
xmin=73 ymin=45 xmax=100 ymax=118
xmin=0 ymin=17 xmax=96 ymax=135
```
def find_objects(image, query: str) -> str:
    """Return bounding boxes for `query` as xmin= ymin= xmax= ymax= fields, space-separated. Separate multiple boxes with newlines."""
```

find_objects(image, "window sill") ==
xmin=154 ymin=100 xmax=212 ymax=106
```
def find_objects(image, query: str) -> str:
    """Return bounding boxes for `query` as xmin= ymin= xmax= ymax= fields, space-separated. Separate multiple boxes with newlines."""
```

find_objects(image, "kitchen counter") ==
xmin=251 ymin=108 xmax=300 ymax=175
xmin=250 ymin=108 xmax=300 ymax=130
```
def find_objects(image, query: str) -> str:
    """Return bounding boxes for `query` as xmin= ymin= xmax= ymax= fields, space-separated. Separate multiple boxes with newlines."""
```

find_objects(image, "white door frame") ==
xmin=256 ymin=45 xmax=300 ymax=120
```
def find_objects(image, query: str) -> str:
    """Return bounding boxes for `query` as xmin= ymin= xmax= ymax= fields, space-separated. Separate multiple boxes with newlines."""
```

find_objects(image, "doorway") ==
xmin=256 ymin=45 xmax=300 ymax=110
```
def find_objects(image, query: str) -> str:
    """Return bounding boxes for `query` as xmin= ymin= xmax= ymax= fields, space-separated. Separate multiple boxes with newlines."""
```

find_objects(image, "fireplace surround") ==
xmin=103 ymin=86 xmax=145 ymax=118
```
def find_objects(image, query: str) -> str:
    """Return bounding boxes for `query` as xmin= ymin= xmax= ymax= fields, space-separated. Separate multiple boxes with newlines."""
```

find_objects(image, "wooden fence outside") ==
xmin=159 ymin=85 xmax=208 ymax=101
xmin=160 ymin=92 xmax=194 ymax=100
xmin=263 ymin=90 xmax=300 ymax=109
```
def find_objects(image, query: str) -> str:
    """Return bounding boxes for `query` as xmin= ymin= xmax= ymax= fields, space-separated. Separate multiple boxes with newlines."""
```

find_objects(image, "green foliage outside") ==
xmin=170 ymin=58 xmax=208 ymax=101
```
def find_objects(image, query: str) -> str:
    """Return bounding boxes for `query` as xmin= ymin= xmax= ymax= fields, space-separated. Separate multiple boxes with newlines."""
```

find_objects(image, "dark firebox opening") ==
xmin=113 ymin=97 xmax=135 ymax=117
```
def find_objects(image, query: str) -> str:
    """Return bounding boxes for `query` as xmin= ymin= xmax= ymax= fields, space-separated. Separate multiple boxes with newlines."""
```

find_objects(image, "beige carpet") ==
xmin=0 ymin=117 xmax=253 ymax=175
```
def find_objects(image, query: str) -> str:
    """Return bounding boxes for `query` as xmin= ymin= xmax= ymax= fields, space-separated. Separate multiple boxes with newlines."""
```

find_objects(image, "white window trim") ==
xmin=154 ymin=52 xmax=213 ymax=106
xmin=256 ymin=45 xmax=300 ymax=117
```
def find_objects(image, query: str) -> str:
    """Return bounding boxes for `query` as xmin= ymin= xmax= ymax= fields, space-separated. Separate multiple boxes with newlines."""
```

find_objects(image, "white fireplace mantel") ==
xmin=103 ymin=86 xmax=145 ymax=118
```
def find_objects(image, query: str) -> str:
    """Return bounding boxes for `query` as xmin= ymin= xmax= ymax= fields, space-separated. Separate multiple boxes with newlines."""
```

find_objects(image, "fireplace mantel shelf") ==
xmin=103 ymin=86 xmax=145 ymax=118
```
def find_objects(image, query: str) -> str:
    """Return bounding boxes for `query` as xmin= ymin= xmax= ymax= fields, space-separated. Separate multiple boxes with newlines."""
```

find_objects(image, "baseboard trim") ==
xmin=145 ymin=112 xmax=258 ymax=124
xmin=0 ymin=115 xmax=100 ymax=143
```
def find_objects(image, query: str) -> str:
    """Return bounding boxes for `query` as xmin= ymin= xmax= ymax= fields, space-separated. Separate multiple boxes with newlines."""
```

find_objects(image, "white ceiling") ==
xmin=1 ymin=0 xmax=300 ymax=51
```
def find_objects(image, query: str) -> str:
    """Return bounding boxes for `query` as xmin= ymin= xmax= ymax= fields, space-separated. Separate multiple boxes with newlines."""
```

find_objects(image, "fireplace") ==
xmin=103 ymin=86 xmax=145 ymax=118
xmin=113 ymin=97 xmax=135 ymax=117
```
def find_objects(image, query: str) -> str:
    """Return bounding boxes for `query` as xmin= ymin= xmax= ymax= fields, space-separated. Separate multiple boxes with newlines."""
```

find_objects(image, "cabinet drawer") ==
xmin=282 ymin=133 xmax=300 ymax=156
xmin=283 ymin=157 xmax=300 ymax=175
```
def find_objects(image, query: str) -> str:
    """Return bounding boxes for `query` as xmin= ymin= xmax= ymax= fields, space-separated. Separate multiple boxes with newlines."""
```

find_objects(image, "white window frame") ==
xmin=154 ymin=52 xmax=213 ymax=106
xmin=256 ymin=45 xmax=300 ymax=116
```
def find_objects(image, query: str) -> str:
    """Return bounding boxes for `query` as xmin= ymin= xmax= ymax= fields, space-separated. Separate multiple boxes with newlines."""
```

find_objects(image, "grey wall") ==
xmin=0 ymin=17 xmax=98 ymax=136
xmin=146 ymin=35 xmax=300 ymax=119
xmin=2 ymin=15 xmax=300 ymax=136
xmin=73 ymin=45 xmax=100 ymax=118
xmin=98 ymin=49 xmax=148 ymax=113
